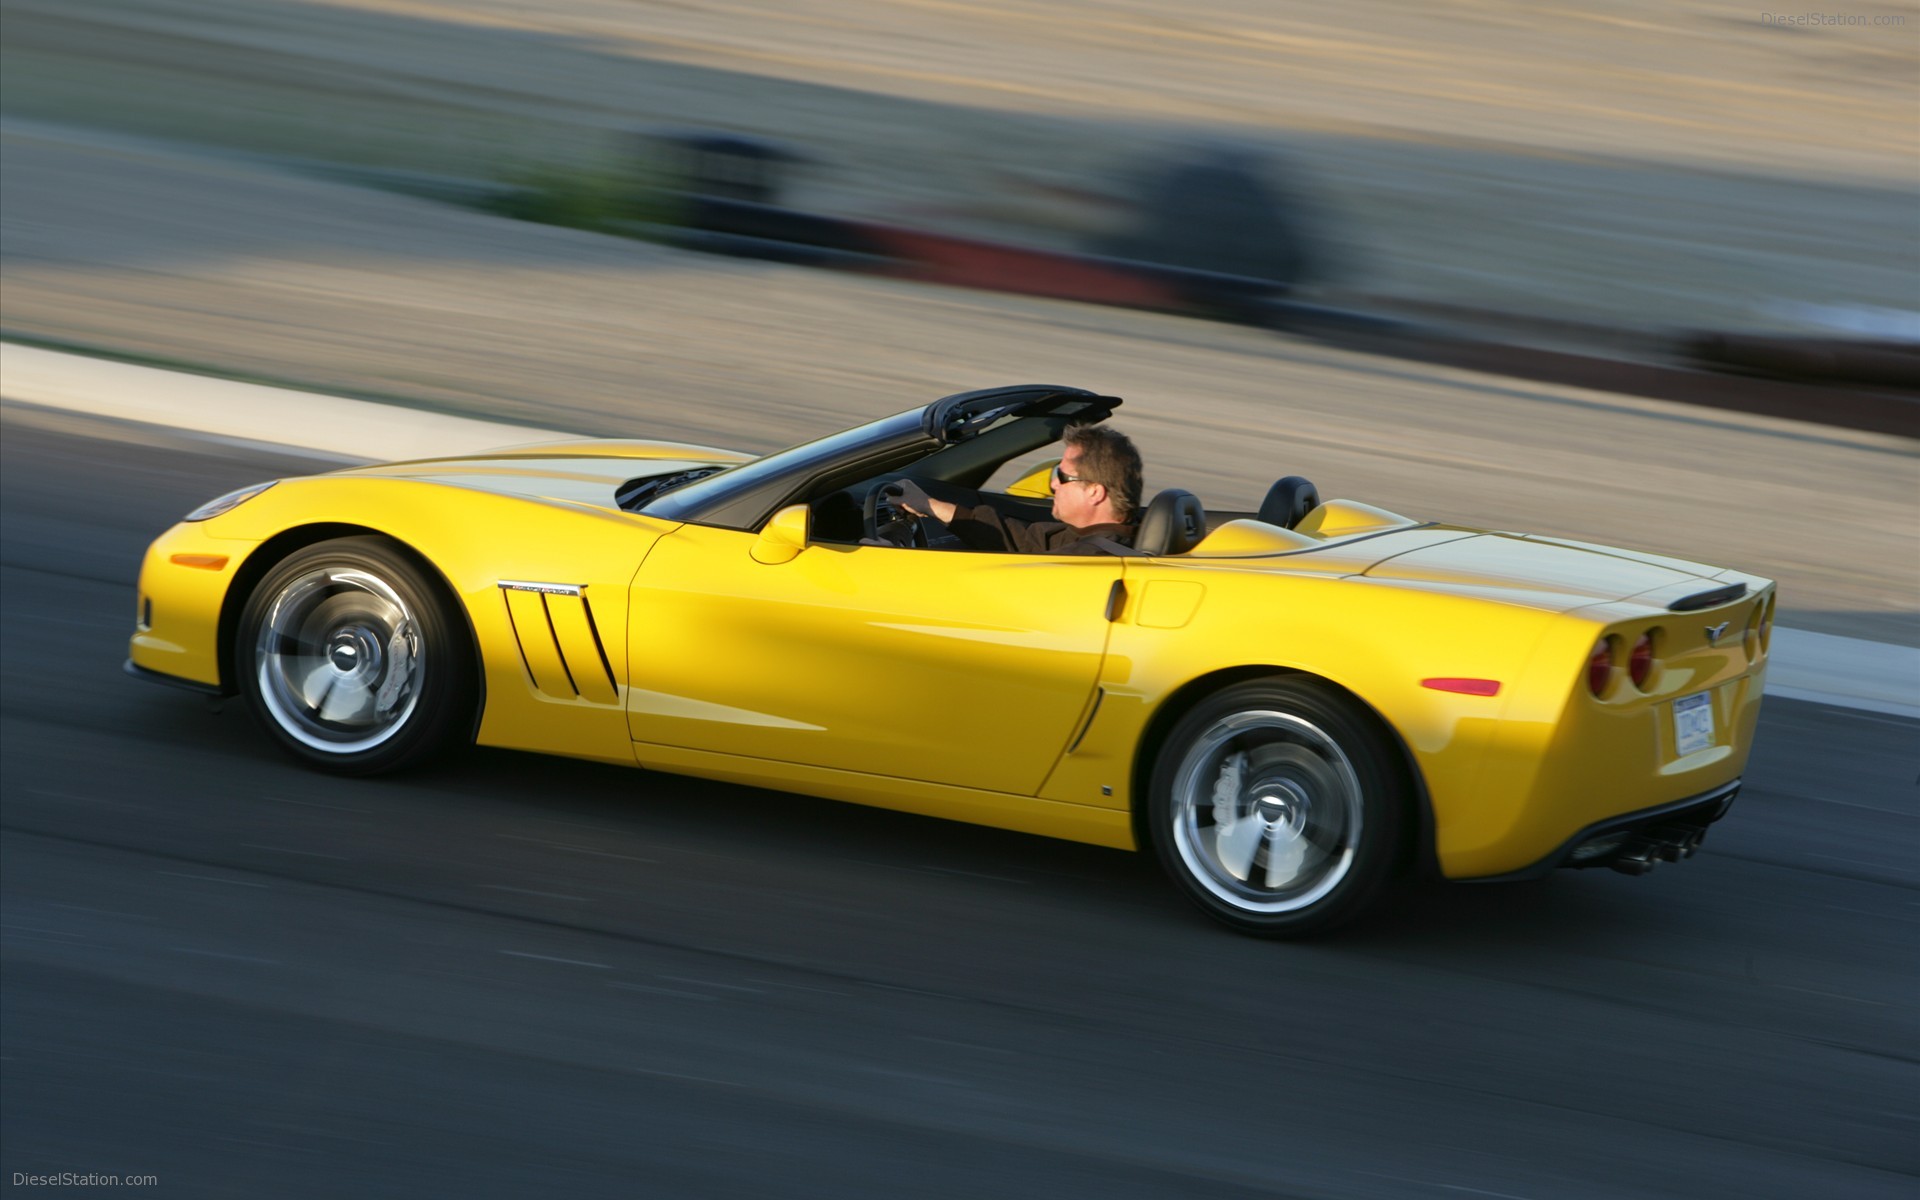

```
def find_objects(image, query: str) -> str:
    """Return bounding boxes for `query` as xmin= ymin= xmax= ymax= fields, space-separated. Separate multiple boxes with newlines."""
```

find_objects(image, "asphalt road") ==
xmin=2 ymin=409 xmax=1915 ymax=1199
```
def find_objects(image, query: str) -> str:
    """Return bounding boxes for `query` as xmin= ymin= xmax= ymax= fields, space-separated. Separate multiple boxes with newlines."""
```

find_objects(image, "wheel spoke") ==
xmin=1264 ymin=829 xmax=1309 ymax=889
xmin=297 ymin=663 xmax=334 ymax=711
xmin=1215 ymin=815 xmax=1264 ymax=881
xmin=318 ymin=680 xmax=374 ymax=726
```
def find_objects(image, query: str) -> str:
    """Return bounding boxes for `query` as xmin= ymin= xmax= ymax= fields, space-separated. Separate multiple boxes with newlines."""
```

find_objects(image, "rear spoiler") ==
xmin=1668 ymin=582 xmax=1747 ymax=612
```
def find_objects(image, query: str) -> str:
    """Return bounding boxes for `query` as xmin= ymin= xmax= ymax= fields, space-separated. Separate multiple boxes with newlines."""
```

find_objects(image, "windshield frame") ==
xmin=639 ymin=407 xmax=931 ymax=530
xmin=641 ymin=386 xmax=1122 ymax=531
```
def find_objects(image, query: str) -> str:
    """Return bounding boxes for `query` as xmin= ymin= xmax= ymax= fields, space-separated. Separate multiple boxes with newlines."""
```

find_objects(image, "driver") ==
xmin=889 ymin=423 xmax=1142 ymax=555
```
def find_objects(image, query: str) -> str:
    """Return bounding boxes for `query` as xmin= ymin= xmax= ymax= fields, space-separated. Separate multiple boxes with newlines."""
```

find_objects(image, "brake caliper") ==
xmin=1211 ymin=750 xmax=1246 ymax=828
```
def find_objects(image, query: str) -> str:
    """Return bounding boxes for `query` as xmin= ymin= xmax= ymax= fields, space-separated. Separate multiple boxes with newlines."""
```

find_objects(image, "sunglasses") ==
xmin=1052 ymin=465 xmax=1089 ymax=489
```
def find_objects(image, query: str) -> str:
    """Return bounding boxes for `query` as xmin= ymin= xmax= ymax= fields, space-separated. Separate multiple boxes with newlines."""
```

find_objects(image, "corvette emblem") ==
xmin=1704 ymin=621 xmax=1731 ymax=645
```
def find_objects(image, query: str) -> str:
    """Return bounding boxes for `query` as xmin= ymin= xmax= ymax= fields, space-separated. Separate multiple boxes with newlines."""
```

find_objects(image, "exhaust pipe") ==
xmin=1611 ymin=843 xmax=1658 ymax=875
xmin=1611 ymin=825 xmax=1707 ymax=873
xmin=1650 ymin=824 xmax=1707 ymax=859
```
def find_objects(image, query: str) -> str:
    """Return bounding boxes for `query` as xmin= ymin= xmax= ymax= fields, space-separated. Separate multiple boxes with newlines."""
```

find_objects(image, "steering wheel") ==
xmin=863 ymin=480 xmax=927 ymax=547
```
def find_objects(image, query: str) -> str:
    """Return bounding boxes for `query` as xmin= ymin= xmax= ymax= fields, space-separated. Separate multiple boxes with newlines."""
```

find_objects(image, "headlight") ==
xmin=185 ymin=481 xmax=276 ymax=522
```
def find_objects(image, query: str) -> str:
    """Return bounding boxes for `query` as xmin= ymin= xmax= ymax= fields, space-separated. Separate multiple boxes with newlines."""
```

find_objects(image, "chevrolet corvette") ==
xmin=128 ymin=385 xmax=1772 ymax=935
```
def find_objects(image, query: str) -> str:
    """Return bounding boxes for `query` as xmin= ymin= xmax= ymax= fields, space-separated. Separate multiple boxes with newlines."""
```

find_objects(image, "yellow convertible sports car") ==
xmin=128 ymin=385 xmax=1772 ymax=935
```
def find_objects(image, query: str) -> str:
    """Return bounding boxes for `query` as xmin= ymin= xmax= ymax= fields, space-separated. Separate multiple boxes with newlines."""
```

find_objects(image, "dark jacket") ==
xmin=948 ymin=500 xmax=1136 ymax=556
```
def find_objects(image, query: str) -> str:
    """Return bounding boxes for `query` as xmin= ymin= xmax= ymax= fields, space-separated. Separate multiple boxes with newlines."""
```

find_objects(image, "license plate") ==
xmin=1673 ymin=691 xmax=1715 ymax=756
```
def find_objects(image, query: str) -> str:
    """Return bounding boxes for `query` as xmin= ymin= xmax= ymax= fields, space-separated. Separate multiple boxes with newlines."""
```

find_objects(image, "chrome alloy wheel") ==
xmin=255 ymin=567 xmax=424 ymax=753
xmin=1169 ymin=710 xmax=1365 ymax=914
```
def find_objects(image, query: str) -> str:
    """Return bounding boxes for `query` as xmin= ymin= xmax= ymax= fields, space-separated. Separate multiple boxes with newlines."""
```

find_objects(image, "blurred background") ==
xmin=2 ymin=3 xmax=1916 ymax=1197
xmin=3 ymin=0 xmax=1917 ymax=632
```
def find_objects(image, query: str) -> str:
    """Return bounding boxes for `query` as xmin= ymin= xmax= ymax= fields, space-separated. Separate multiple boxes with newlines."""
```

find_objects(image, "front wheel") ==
xmin=1148 ymin=677 xmax=1409 ymax=937
xmin=236 ymin=537 xmax=474 ymax=775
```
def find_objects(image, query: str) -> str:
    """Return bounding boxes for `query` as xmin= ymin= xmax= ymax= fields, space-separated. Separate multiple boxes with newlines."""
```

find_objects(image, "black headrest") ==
xmin=1133 ymin=488 xmax=1208 ymax=556
xmin=1258 ymin=476 xmax=1320 ymax=530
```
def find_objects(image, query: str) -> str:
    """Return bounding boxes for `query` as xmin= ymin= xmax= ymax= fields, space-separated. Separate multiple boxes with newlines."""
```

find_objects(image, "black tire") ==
xmin=1148 ymin=677 xmax=1409 ymax=937
xmin=236 ymin=537 xmax=474 ymax=775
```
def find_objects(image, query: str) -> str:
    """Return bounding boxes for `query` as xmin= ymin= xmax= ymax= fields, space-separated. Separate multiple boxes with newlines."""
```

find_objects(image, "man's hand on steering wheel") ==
xmin=881 ymin=479 xmax=935 ymax=518
xmin=864 ymin=478 xmax=965 ymax=548
xmin=863 ymin=478 xmax=925 ymax=547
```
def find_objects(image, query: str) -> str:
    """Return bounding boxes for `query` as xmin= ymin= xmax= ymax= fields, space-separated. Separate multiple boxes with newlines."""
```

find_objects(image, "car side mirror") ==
xmin=1005 ymin=458 xmax=1062 ymax=499
xmin=751 ymin=504 xmax=811 ymax=565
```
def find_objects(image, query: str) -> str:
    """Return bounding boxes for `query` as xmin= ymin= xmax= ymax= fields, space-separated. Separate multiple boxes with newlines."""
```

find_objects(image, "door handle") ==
xmin=1104 ymin=580 xmax=1127 ymax=622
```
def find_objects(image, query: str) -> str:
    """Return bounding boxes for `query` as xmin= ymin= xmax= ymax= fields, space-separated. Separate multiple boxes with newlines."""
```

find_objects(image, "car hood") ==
xmin=336 ymin=438 xmax=754 ymax=510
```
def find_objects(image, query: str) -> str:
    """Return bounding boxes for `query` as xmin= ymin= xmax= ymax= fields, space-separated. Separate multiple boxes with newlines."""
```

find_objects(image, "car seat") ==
xmin=1257 ymin=476 xmax=1320 ymax=530
xmin=1133 ymin=489 xmax=1208 ymax=555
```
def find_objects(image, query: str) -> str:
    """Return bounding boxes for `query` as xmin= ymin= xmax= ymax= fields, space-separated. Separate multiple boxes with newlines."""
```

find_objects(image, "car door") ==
xmin=625 ymin=522 xmax=1122 ymax=795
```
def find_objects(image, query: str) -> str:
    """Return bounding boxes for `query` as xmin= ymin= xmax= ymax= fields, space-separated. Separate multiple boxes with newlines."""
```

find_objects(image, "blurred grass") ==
xmin=479 ymin=152 xmax=693 ymax=239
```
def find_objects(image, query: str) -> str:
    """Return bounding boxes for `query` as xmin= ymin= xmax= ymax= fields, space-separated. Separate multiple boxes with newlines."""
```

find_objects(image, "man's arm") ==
xmin=887 ymin=480 xmax=959 ymax=523
xmin=886 ymin=480 xmax=1065 ymax=552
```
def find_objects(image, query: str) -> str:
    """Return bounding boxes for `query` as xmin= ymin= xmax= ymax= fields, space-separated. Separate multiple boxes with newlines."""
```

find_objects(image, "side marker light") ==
xmin=170 ymin=554 xmax=230 ymax=570
xmin=1421 ymin=678 xmax=1502 ymax=697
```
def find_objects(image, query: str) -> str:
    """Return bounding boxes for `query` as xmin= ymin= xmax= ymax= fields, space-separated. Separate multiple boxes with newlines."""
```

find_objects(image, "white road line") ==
xmin=1767 ymin=628 xmax=1920 ymax=720
xmin=483 ymin=884 xmax=588 ymax=901
xmin=499 ymin=950 xmax=610 ymax=969
xmin=498 ymin=834 xmax=659 ymax=863
xmin=608 ymin=982 xmax=716 ymax=1000
xmin=1 ymin=342 xmax=568 ymax=462
xmin=655 ymin=975 xmax=765 ymax=994
xmin=7 ymin=340 xmax=1914 ymax=719
xmin=157 ymin=870 xmax=268 ymax=888
xmin=174 ymin=948 xmax=282 ymax=965
xmin=241 ymin=843 xmax=350 ymax=860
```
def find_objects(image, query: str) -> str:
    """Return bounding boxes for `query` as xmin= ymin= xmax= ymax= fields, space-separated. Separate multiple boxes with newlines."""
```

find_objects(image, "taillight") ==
xmin=1587 ymin=636 xmax=1615 ymax=697
xmin=1744 ymin=597 xmax=1775 ymax=661
xmin=1629 ymin=631 xmax=1655 ymax=690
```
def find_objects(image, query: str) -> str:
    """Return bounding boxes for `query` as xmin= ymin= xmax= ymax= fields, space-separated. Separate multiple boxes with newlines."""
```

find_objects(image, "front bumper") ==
xmin=128 ymin=521 xmax=254 ymax=690
xmin=123 ymin=658 xmax=225 ymax=696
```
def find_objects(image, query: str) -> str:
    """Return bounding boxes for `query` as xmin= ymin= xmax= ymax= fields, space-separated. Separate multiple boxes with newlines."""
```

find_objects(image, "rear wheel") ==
xmin=236 ymin=537 xmax=473 ymax=774
xmin=1149 ymin=677 xmax=1408 ymax=937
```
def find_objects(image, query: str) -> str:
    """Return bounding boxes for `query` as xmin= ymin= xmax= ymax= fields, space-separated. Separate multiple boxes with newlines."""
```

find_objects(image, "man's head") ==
xmin=1051 ymin=423 xmax=1143 ymax=528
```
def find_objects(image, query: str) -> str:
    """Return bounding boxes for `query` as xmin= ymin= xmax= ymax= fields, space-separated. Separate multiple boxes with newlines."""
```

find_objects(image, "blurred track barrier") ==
xmin=310 ymin=157 xmax=1920 ymax=439
xmin=1686 ymin=333 xmax=1920 ymax=390
xmin=603 ymin=192 xmax=1920 ymax=439
xmin=4 ymin=341 xmax=1912 ymax=718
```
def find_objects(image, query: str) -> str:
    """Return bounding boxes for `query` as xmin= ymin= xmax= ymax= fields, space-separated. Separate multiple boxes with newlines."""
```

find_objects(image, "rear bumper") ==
xmin=1459 ymin=779 xmax=1739 ymax=882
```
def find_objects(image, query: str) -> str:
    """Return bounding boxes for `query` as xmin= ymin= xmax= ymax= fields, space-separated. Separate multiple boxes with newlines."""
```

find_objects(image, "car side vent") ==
xmin=498 ymin=582 xmax=619 ymax=703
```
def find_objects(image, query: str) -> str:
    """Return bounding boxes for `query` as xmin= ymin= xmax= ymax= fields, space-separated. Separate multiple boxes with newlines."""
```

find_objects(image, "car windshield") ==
xmin=639 ymin=407 xmax=928 ymax=527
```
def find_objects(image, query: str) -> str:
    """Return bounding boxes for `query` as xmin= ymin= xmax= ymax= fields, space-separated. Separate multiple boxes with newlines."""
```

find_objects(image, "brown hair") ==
xmin=1063 ymin=423 xmax=1143 ymax=522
